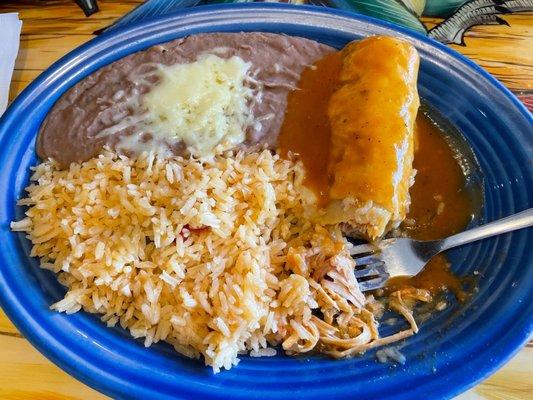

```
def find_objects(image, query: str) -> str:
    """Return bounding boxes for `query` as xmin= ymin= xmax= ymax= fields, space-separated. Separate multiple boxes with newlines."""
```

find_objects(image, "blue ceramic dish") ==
xmin=0 ymin=4 xmax=531 ymax=399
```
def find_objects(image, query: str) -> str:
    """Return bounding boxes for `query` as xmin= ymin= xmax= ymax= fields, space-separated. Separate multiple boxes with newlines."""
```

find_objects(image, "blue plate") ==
xmin=0 ymin=4 xmax=531 ymax=399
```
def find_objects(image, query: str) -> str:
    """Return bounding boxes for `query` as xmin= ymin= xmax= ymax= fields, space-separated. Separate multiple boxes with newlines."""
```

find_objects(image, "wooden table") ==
xmin=0 ymin=1 xmax=531 ymax=399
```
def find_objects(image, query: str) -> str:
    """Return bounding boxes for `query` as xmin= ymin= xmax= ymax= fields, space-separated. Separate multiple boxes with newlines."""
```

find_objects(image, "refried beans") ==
xmin=37 ymin=32 xmax=334 ymax=167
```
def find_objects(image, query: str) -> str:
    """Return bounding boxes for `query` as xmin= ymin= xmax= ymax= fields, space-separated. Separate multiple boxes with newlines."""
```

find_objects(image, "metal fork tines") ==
xmin=350 ymin=243 xmax=390 ymax=292
xmin=349 ymin=208 xmax=533 ymax=292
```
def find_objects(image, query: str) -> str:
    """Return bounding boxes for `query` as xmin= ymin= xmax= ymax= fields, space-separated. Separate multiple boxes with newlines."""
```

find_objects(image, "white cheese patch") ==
xmin=142 ymin=54 xmax=254 ymax=156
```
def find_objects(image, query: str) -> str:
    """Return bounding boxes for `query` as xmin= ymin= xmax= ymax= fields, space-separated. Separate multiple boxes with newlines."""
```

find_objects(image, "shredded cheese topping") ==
xmin=143 ymin=54 xmax=254 ymax=156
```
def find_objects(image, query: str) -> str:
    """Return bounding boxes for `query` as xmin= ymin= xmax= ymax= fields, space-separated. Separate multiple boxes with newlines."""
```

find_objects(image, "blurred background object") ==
xmin=0 ymin=13 xmax=21 ymax=115
xmin=84 ymin=0 xmax=533 ymax=45
xmin=75 ymin=0 xmax=98 ymax=16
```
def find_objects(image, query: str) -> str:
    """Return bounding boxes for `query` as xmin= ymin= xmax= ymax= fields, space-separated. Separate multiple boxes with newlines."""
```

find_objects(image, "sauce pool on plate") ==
xmin=387 ymin=114 xmax=479 ymax=300
xmin=278 ymin=51 xmax=342 ymax=207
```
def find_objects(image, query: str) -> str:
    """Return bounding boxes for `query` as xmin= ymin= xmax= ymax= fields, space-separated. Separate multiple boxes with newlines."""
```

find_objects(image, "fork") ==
xmin=350 ymin=208 xmax=533 ymax=292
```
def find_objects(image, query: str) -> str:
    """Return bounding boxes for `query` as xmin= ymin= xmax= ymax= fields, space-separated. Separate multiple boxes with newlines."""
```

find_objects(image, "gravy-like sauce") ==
xmin=386 ymin=254 xmax=467 ymax=301
xmin=386 ymin=114 xmax=477 ymax=300
xmin=278 ymin=52 xmax=342 ymax=207
xmin=404 ymin=115 xmax=476 ymax=241
xmin=279 ymin=50 xmax=477 ymax=299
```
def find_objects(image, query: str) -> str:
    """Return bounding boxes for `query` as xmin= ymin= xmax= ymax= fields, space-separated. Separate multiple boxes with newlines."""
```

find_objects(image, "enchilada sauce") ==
xmin=279 ymin=50 xmax=477 ymax=300
xmin=385 ymin=115 xmax=477 ymax=300
xmin=278 ymin=51 xmax=342 ymax=208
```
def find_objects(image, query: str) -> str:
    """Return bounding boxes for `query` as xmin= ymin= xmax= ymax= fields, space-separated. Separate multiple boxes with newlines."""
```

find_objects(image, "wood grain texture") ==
xmin=0 ymin=1 xmax=531 ymax=399
xmin=0 ymin=312 xmax=105 ymax=400
xmin=423 ymin=14 xmax=533 ymax=91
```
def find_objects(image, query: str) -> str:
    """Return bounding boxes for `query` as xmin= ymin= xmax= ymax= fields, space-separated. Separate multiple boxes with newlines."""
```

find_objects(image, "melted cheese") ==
xmin=142 ymin=54 xmax=254 ymax=156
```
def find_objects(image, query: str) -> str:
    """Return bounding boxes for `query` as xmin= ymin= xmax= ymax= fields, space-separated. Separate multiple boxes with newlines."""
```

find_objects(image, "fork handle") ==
xmin=440 ymin=208 xmax=533 ymax=251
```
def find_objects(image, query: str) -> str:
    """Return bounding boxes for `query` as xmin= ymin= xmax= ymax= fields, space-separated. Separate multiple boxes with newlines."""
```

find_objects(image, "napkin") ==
xmin=0 ymin=13 xmax=22 ymax=116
